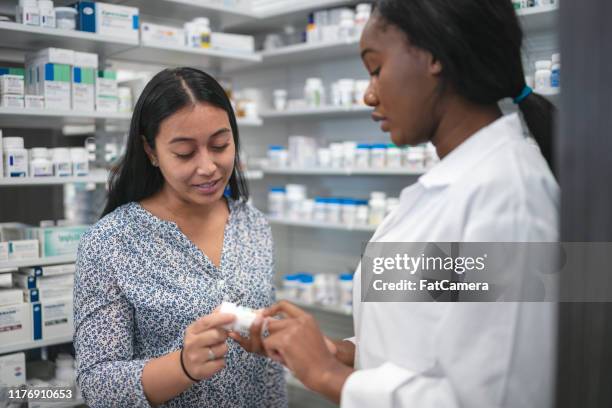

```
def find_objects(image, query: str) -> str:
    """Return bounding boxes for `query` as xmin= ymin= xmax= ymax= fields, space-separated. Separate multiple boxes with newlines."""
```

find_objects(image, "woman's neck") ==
xmin=431 ymin=96 xmax=502 ymax=160
xmin=142 ymin=187 xmax=228 ymax=226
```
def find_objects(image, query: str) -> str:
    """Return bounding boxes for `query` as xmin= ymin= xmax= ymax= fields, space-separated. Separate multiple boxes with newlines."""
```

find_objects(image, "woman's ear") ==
xmin=141 ymin=136 xmax=159 ymax=167
xmin=430 ymin=56 xmax=443 ymax=76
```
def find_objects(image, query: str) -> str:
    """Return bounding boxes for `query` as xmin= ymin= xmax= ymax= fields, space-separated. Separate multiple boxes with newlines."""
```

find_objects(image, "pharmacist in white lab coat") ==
xmin=231 ymin=1 xmax=560 ymax=407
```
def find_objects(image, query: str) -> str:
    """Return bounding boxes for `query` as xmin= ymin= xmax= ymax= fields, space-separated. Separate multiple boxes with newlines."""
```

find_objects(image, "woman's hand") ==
xmin=181 ymin=311 xmax=236 ymax=381
xmin=260 ymin=301 xmax=353 ymax=404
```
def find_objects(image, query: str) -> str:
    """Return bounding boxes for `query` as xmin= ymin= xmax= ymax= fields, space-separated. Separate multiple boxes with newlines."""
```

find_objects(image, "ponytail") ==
xmin=517 ymin=92 xmax=557 ymax=171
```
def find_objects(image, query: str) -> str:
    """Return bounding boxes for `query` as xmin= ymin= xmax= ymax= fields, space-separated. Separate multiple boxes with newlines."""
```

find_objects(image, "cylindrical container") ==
xmin=282 ymin=274 xmax=300 ymax=300
xmin=304 ymin=78 xmax=325 ymax=108
xmin=273 ymin=89 xmax=288 ymax=111
xmin=219 ymin=302 xmax=259 ymax=333
xmin=341 ymin=199 xmax=357 ymax=225
xmin=315 ymin=273 xmax=338 ymax=306
xmin=39 ymin=0 xmax=56 ymax=28
xmin=534 ymin=60 xmax=552 ymax=93
xmin=386 ymin=144 xmax=402 ymax=168
xmin=355 ymin=200 xmax=369 ymax=225
xmin=301 ymin=199 xmax=315 ymax=220
xmin=338 ymin=11 xmax=355 ymax=40
xmin=551 ymin=53 xmax=561 ymax=89
xmin=369 ymin=192 xmax=387 ymax=226
xmin=54 ymin=7 xmax=76 ymax=30
xmin=313 ymin=197 xmax=328 ymax=222
xmin=3 ymin=137 xmax=28 ymax=177
xmin=267 ymin=145 xmax=287 ymax=168
xmin=298 ymin=274 xmax=316 ymax=304
xmin=52 ymin=148 xmax=72 ymax=177
xmin=184 ymin=22 xmax=200 ymax=48
xmin=370 ymin=144 xmax=387 ymax=169
xmin=337 ymin=79 xmax=355 ymax=107
xmin=355 ymin=143 xmax=371 ymax=168
xmin=327 ymin=198 xmax=342 ymax=224
xmin=317 ymin=148 xmax=331 ymax=168
xmin=329 ymin=143 xmax=344 ymax=168
xmin=338 ymin=273 xmax=353 ymax=311
xmin=118 ymin=87 xmax=133 ymax=113
xmin=268 ymin=187 xmax=286 ymax=217
xmin=342 ymin=141 xmax=357 ymax=168
xmin=406 ymin=146 xmax=425 ymax=171
xmin=193 ymin=17 xmax=211 ymax=48
xmin=30 ymin=147 xmax=53 ymax=177
xmin=70 ymin=147 xmax=89 ymax=176
xmin=286 ymin=184 xmax=306 ymax=219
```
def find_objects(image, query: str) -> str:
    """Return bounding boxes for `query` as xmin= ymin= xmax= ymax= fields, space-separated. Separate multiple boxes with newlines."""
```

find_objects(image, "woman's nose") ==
xmin=196 ymin=154 xmax=217 ymax=176
xmin=364 ymin=82 xmax=379 ymax=107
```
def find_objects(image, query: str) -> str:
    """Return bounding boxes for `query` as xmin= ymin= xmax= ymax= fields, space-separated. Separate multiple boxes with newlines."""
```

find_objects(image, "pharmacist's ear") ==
xmin=141 ymin=136 xmax=158 ymax=167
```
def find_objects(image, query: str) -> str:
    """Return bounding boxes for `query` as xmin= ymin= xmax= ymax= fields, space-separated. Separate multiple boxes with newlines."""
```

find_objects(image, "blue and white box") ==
xmin=95 ymin=2 xmax=139 ymax=41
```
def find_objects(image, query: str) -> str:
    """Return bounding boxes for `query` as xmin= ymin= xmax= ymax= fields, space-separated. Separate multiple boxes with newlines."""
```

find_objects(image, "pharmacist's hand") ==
xmin=260 ymin=301 xmax=349 ymax=393
xmin=181 ymin=311 xmax=235 ymax=381
xmin=227 ymin=314 xmax=267 ymax=356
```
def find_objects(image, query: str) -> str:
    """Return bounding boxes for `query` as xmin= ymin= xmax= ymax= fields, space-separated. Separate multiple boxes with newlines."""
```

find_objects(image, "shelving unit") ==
xmin=262 ymin=166 xmax=425 ymax=176
xmin=0 ymin=254 xmax=77 ymax=271
xmin=260 ymin=105 xmax=372 ymax=120
xmin=268 ymin=216 xmax=377 ymax=232
xmin=0 ymin=172 xmax=109 ymax=187
xmin=0 ymin=335 xmax=74 ymax=356
xmin=0 ymin=107 xmax=131 ymax=129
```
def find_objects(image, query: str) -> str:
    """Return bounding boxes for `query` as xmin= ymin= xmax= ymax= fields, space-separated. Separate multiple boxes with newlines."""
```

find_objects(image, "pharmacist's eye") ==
xmin=211 ymin=144 xmax=230 ymax=152
xmin=175 ymin=152 xmax=194 ymax=159
xmin=370 ymin=67 xmax=381 ymax=77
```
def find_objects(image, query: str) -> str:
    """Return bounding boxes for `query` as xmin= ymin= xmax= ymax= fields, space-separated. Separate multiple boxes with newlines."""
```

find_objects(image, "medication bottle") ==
xmin=193 ymin=17 xmax=211 ymax=48
xmin=38 ymin=0 xmax=55 ymax=28
xmin=54 ymin=6 xmax=76 ymax=30
xmin=337 ymin=79 xmax=355 ymax=107
xmin=286 ymin=184 xmax=306 ymax=219
xmin=534 ymin=60 xmax=552 ymax=93
xmin=368 ymin=192 xmax=387 ymax=226
xmin=184 ymin=22 xmax=200 ymax=48
xmin=304 ymin=78 xmax=325 ymax=108
xmin=52 ymin=148 xmax=72 ymax=177
xmin=3 ymin=137 xmax=28 ymax=177
xmin=327 ymin=198 xmax=342 ymax=224
xmin=342 ymin=141 xmax=357 ymax=168
xmin=70 ymin=147 xmax=89 ymax=176
xmin=338 ymin=273 xmax=353 ymax=312
xmin=406 ymin=145 xmax=425 ymax=171
xmin=329 ymin=143 xmax=344 ymax=168
xmin=219 ymin=302 xmax=259 ymax=333
xmin=354 ymin=4 xmax=372 ymax=36
xmin=370 ymin=144 xmax=387 ymax=169
xmin=386 ymin=144 xmax=402 ymax=168
xmin=300 ymin=198 xmax=315 ymax=220
xmin=551 ymin=53 xmax=561 ymax=90
xmin=355 ymin=143 xmax=371 ymax=168
xmin=16 ymin=0 xmax=40 ymax=26
xmin=267 ymin=145 xmax=287 ymax=168
xmin=273 ymin=89 xmax=288 ymax=111
xmin=313 ymin=197 xmax=328 ymax=222
xmin=298 ymin=274 xmax=316 ymax=304
xmin=30 ymin=148 xmax=52 ymax=177
xmin=338 ymin=10 xmax=355 ymax=40
xmin=268 ymin=187 xmax=286 ymax=218
xmin=355 ymin=200 xmax=369 ymax=225
xmin=118 ymin=87 xmax=133 ymax=113
xmin=341 ymin=199 xmax=357 ymax=225
xmin=315 ymin=273 xmax=338 ymax=306
xmin=317 ymin=148 xmax=331 ymax=168
xmin=282 ymin=274 xmax=300 ymax=300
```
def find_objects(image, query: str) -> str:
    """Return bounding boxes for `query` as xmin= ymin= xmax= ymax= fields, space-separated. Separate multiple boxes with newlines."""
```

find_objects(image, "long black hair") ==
xmin=374 ymin=0 xmax=556 ymax=169
xmin=102 ymin=67 xmax=249 ymax=218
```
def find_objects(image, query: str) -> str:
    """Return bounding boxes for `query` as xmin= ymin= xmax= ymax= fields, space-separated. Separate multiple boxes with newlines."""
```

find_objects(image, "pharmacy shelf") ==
xmin=0 ymin=107 xmax=131 ymax=129
xmin=0 ymin=171 xmax=108 ymax=187
xmin=244 ymin=170 xmax=264 ymax=180
xmin=0 ymin=21 xmax=138 ymax=57
xmin=517 ymin=5 xmax=559 ymax=33
xmin=0 ymin=254 xmax=76 ymax=271
xmin=237 ymin=116 xmax=264 ymax=127
xmin=268 ymin=216 xmax=376 ymax=232
xmin=260 ymin=105 xmax=372 ymax=120
xmin=0 ymin=334 xmax=74 ymax=356
xmin=262 ymin=166 xmax=426 ymax=177
xmin=110 ymin=43 xmax=261 ymax=70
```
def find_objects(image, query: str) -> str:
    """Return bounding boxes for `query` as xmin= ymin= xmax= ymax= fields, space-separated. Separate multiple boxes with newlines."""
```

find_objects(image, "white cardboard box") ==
xmin=25 ymin=94 xmax=45 ymax=109
xmin=1 ymin=94 xmax=25 ymax=108
xmin=19 ymin=263 xmax=76 ymax=277
xmin=13 ymin=273 xmax=74 ymax=290
xmin=32 ymin=297 xmax=73 ymax=341
xmin=73 ymin=51 xmax=99 ymax=69
xmin=23 ymin=286 xmax=73 ymax=303
xmin=95 ymin=3 xmax=139 ymax=41
xmin=0 ymin=288 xmax=22 ymax=306
xmin=0 ymin=75 xmax=25 ymax=95
xmin=8 ymin=240 xmax=39 ymax=260
xmin=0 ymin=303 xmax=31 ymax=347
xmin=0 ymin=241 xmax=8 ymax=261
xmin=26 ymin=48 xmax=75 ymax=66
xmin=0 ymin=352 xmax=26 ymax=386
xmin=141 ymin=22 xmax=184 ymax=47
xmin=0 ymin=273 xmax=13 ymax=288
xmin=211 ymin=32 xmax=255 ymax=53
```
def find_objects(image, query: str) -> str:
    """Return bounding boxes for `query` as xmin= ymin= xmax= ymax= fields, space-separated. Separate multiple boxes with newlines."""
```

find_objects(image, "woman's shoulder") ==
xmin=230 ymin=199 xmax=271 ymax=230
xmin=79 ymin=202 xmax=139 ymax=253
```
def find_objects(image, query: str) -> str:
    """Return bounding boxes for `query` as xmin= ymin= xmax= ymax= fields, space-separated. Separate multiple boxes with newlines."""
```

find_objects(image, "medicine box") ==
xmin=0 ymin=223 xmax=31 ymax=242
xmin=0 ymin=242 xmax=8 ymax=261
xmin=0 ymin=272 xmax=13 ymax=288
xmin=8 ymin=240 xmax=40 ymax=260
xmin=27 ymin=225 xmax=89 ymax=257
xmin=1 ymin=94 xmax=25 ymax=109
xmin=74 ymin=1 xmax=96 ymax=33
xmin=95 ymin=3 xmax=139 ymax=41
xmin=19 ymin=263 xmax=76 ymax=277
xmin=0 ymin=352 xmax=26 ymax=387
xmin=0 ymin=303 xmax=31 ymax=347
xmin=26 ymin=48 xmax=75 ymax=66
xmin=72 ymin=67 xmax=95 ymax=112
xmin=31 ymin=297 xmax=73 ymax=341
xmin=13 ymin=273 xmax=74 ymax=290
xmin=25 ymin=95 xmax=45 ymax=109
xmin=141 ymin=22 xmax=184 ymax=47
xmin=23 ymin=286 xmax=73 ymax=303
xmin=0 ymin=75 xmax=25 ymax=95
xmin=210 ymin=32 xmax=255 ymax=53
xmin=74 ymin=51 xmax=98 ymax=69
xmin=0 ymin=289 xmax=23 ymax=307
xmin=32 ymin=63 xmax=72 ymax=110
xmin=0 ymin=67 xmax=26 ymax=77
xmin=96 ymin=70 xmax=118 ymax=112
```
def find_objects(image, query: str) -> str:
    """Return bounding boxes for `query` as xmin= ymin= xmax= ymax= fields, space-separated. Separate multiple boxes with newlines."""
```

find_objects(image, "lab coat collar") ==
xmin=418 ymin=113 xmax=523 ymax=189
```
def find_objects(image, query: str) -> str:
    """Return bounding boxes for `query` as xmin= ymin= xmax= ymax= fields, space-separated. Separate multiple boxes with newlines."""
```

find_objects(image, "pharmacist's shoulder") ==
xmin=78 ymin=203 xmax=137 ymax=256
xmin=230 ymin=198 xmax=271 ymax=232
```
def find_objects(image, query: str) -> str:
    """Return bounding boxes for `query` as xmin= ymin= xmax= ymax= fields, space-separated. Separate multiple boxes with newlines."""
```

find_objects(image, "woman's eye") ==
xmin=175 ymin=152 xmax=194 ymax=159
xmin=370 ymin=67 xmax=381 ymax=77
xmin=212 ymin=144 xmax=230 ymax=151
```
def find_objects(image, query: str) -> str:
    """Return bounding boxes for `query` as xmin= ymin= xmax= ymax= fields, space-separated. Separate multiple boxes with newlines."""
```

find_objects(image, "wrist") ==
xmin=310 ymin=359 xmax=354 ymax=404
xmin=178 ymin=348 xmax=198 ymax=384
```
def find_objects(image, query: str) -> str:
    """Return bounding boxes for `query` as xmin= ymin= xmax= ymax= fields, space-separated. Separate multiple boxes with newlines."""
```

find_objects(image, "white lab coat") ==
xmin=341 ymin=114 xmax=560 ymax=408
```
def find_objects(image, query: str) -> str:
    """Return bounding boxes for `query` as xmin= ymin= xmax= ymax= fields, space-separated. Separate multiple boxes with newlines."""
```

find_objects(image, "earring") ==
xmin=151 ymin=159 xmax=158 ymax=167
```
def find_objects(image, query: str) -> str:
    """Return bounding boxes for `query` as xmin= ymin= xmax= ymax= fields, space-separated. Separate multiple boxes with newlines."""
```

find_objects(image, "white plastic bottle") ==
xmin=268 ymin=187 xmax=286 ymax=218
xmin=52 ymin=148 xmax=72 ymax=177
xmin=219 ymin=302 xmax=259 ymax=333
xmin=368 ymin=192 xmax=387 ymax=225
xmin=38 ymin=0 xmax=55 ymax=28
xmin=355 ymin=143 xmax=371 ymax=168
xmin=304 ymin=78 xmax=325 ymax=108
xmin=551 ymin=53 xmax=561 ymax=91
xmin=338 ymin=273 xmax=353 ymax=312
xmin=3 ymin=137 xmax=28 ymax=177
xmin=282 ymin=274 xmax=300 ymax=300
xmin=194 ymin=17 xmax=211 ymax=48
xmin=534 ymin=60 xmax=552 ymax=93
xmin=30 ymin=148 xmax=53 ymax=177
xmin=370 ymin=144 xmax=387 ymax=169
xmin=386 ymin=144 xmax=402 ymax=168
xmin=70 ymin=147 xmax=89 ymax=176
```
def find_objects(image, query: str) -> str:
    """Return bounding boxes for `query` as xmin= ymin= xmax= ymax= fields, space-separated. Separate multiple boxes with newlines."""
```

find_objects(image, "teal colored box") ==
xmin=28 ymin=226 xmax=89 ymax=257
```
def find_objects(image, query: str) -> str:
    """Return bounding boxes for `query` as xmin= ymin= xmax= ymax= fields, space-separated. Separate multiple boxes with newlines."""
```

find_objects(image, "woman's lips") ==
xmin=372 ymin=112 xmax=390 ymax=132
xmin=193 ymin=179 xmax=221 ymax=195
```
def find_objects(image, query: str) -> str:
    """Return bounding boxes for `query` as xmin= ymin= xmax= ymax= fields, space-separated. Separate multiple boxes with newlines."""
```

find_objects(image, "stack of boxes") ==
xmin=23 ymin=47 xmax=116 ymax=112
xmin=0 ymin=67 xmax=26 ymax=109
